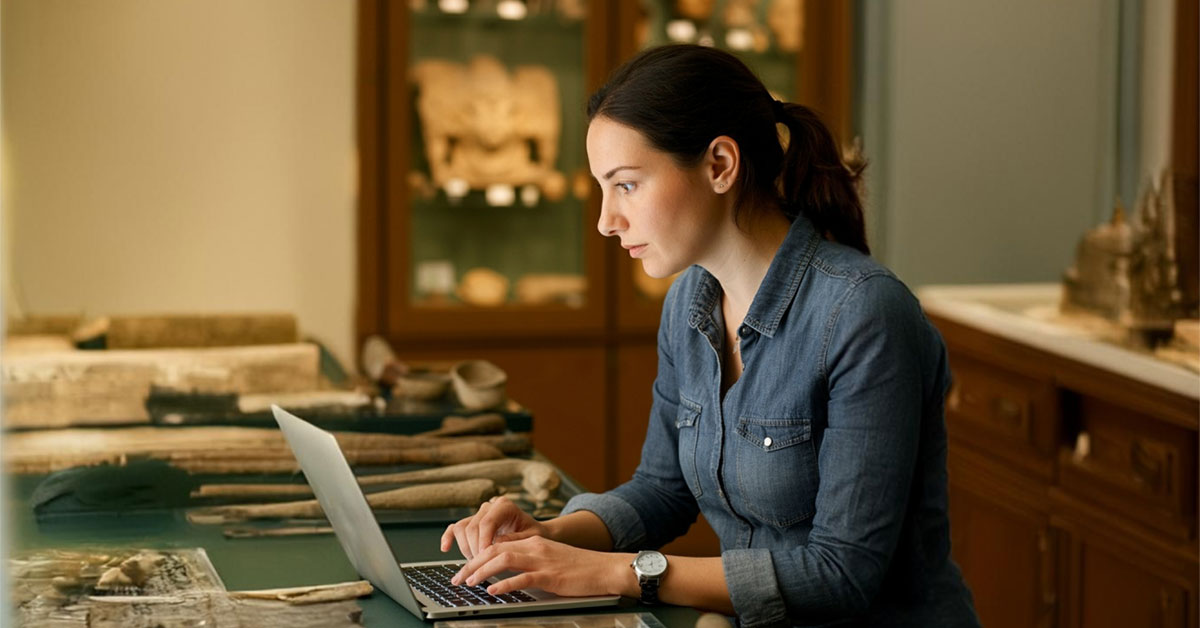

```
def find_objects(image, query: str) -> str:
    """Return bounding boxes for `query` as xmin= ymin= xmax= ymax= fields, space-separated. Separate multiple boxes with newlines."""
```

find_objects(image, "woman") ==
xmin=440 ymin=44 xmax=980 ymax=627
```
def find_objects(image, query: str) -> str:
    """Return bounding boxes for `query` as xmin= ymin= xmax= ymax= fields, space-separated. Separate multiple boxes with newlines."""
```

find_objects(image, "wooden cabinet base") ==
xmin=931 ymin=312 xmax=1199 ymax=628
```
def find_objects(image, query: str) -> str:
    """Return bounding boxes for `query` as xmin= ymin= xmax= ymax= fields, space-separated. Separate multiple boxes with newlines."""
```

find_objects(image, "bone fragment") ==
xmin=172 ymin=441 xmax=506 ymax=474
xmin=196 ymin=458 xmax=559 ymax=503
xmin=223 ymin=526 xmax=334 ymax=539
xmin=96 ymin=567 xmax=134 ymax=590
xmin=417 ymin=413 xmax=506 ymax=437
xmin=5 ymin=425 xmax=528 ymax=474
xmin=188 ymin=479 xmax=498 ymax=524
xmin=359 ymin=458 xmax=559 ymax=503
xmin=193 ymin=484 xmax=317 ymax=499
xmin=230 ymin=580 xmax=374 ymax=605
xmin=118 ymin=552 xmax=164 ymax=586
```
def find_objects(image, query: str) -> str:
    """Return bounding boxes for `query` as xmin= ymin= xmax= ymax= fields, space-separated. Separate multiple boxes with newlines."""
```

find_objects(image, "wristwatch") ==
xmin=631 ymin=550 xmax=668 ymax=605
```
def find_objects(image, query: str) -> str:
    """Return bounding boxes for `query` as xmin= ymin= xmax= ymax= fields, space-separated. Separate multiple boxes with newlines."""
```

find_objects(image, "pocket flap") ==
xmin=676 ymin=395 xmax=702 ymax=428
xmin=736 ymin=416 xmax=812 ymax=451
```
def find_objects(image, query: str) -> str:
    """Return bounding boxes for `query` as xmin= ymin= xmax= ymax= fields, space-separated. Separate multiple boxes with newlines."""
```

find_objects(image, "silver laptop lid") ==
xmin=271 ymin=405 xmax=425 ymax=616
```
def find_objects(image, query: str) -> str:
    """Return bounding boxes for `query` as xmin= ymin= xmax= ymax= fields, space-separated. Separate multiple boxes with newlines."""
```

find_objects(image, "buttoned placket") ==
xmin=697 ymin=314 xmax=754 ymax=549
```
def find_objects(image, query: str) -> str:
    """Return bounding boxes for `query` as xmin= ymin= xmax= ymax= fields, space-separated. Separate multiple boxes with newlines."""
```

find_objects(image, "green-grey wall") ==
xmin=857 ymin=0 xmax=1133 ymax=288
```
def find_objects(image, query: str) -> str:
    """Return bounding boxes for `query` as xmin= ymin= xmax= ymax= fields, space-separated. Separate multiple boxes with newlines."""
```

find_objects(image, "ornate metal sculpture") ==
xmin=1062 ymin=171 xmax=1195 ymax=341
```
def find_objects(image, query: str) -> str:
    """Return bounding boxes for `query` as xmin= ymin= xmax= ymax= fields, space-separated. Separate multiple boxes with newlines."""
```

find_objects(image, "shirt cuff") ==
xmin=724 ymin=548 xmax=788 ymax=628
xmin=560 ymin=492 xmax=648 ymax=551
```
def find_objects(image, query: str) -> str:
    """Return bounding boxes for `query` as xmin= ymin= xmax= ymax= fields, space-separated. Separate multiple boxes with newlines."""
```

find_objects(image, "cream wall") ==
xmin=1 ymin=0 xmax=357 ymax=364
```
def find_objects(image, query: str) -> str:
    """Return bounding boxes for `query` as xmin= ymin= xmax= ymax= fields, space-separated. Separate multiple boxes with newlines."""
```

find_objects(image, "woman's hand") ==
xmin=440 ymin=496 xmax=548 ymax=561
xmin=450 ymin=535 xmax=632 ymax=599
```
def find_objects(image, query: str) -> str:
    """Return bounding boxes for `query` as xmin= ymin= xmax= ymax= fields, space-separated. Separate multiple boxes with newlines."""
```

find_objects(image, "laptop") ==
xmin=271 ymin=405 xmax=622 ymax=619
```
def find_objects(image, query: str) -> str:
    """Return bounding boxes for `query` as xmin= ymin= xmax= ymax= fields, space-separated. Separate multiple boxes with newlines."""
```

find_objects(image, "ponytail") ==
xmin=775 ymin=102 xmax=870 ymax=255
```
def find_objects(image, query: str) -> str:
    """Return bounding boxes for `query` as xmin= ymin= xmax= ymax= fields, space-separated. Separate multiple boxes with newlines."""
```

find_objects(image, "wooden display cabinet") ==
xmin=357 ymin=0 xmax=854 ymax=557
xmin=930 ymin=312 xmax=1199 ymax=628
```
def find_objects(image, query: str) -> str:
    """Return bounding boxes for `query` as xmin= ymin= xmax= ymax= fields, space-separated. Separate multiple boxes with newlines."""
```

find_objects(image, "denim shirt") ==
xmin=562 ymin=216 xmax=980 ymax=627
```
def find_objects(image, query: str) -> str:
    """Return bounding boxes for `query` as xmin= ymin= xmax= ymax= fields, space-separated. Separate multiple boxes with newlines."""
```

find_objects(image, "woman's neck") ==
xmin=701 ymin=209 xmax=793 ymax=319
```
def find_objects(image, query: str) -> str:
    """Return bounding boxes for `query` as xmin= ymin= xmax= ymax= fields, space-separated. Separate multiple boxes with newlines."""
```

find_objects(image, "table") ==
xmin=6 ymin=469 xmax=703 ymax=627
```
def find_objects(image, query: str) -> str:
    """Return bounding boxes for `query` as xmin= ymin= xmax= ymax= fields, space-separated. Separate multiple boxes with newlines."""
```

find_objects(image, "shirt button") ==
xmin=763 ymin=436 xmax=773 ymax=448
xmin=739 ymin=326 xmax=750 ymax=337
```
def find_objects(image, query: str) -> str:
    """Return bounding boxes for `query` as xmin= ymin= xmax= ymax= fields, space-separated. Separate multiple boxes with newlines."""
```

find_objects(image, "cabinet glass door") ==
xmin=389 ymin=0 xmax=607 ymax=338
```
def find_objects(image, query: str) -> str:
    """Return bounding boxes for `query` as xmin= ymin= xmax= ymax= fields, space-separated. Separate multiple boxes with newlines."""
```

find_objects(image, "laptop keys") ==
xmin=403 ymin=565 xmax=537 ymax=608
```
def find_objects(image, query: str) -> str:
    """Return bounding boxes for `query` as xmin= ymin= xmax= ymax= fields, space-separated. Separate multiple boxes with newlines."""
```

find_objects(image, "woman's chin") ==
xmin=640 ymin=259 xmax=687 ymax=281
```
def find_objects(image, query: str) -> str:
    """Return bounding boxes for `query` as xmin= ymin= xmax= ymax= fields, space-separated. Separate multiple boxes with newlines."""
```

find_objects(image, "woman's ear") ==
xmin=706 ymin=135 xmax=740 ymax=193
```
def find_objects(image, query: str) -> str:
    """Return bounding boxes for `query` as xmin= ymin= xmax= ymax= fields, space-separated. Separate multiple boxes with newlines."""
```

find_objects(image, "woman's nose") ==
xmin=596 ymin=200 xmax=626 ymax=237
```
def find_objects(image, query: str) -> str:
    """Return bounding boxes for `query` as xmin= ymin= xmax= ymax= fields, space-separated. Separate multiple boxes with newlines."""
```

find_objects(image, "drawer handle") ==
xmin=1072 ymin=431 xmax=1091 ymax=462
xmin=991 ymin=396 xmax=1023 ymax=423
xmin=1131 ymin=439 xmax=1168 ymax=494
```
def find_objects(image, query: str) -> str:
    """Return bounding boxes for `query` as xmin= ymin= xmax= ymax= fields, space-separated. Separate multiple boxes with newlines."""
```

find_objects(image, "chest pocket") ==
xmin=675 ymin=395 xmax=703 ymax=499
xmin=734 ymin=416 xmax=817 ymax=528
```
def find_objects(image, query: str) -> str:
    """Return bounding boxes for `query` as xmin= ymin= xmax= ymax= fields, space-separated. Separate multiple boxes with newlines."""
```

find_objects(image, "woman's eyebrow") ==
xmin=603 ymin=165 xmax=641 ymax=180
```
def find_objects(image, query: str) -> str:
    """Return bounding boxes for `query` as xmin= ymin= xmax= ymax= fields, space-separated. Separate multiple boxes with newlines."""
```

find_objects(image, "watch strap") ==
xmin=638 ymin=576 xmax=661 ymax=605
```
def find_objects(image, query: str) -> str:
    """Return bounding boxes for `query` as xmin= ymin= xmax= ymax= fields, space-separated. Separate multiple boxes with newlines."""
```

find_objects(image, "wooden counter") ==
xmin=920 ymin=284 xmax=1199 ymax=628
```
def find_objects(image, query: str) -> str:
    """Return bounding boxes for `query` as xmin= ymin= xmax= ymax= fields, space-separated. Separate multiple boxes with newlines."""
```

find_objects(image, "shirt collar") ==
xmin=686 ymin=215 xmax=820 ymax=338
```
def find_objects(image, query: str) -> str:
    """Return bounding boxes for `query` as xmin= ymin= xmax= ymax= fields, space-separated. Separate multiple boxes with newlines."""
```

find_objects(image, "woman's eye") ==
xmin=616 ymin=182 xmax=635 ymax=193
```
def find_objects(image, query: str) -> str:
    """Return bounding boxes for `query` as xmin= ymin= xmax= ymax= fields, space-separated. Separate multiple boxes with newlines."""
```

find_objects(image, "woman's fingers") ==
xmin=462 ymin=505 xmax=484 ymax=556
xmin=484 ymin=569 xmax=538 ymax=596
xmin=439 ymin=523 xmax=455 ymax=552
xmin=494 ymin=526 xmax=540 ymax=544
xmin=452 ymin=526 xmax=473 ymax=560
xmin=453 ymin=537 xmax=527 ymax=586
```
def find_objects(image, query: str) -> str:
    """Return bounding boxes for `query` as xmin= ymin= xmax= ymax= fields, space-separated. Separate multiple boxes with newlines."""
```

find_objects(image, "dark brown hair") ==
xmin=587 ymin=44 xmax=869 ymax=255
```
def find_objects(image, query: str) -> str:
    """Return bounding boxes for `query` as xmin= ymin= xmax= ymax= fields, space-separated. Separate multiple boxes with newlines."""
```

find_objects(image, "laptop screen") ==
xmin=272 ymin=405 xmax=425 ymax=616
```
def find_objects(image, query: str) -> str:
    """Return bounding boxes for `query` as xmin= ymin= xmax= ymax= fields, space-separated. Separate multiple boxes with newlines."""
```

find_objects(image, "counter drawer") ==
xmin=1058 ymin=395 xmax=1197 ymax=541
xmin=945 ymin=353 xmax=1059 ymax=478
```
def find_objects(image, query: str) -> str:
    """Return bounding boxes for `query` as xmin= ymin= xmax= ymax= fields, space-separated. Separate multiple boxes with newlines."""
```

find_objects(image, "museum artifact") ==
xmin=2 ymin=343 xmax=321 ymax=428
xmin=451 ymin=359 xmax=508 ymax=410
xmin=193 ymin=457 xmax=560 ymax=506
xmin=1062 ymin=171 xmax=1197 ymax=343
xmin=458 ymin=267 xmax=511 ymax=306
xmin=514 ymin=273 xmax=587 ymax=306
xmin=4 ymin=425 xmax=531 ymax=474
xmin=675 ymin=0 xmax=715 ymax=20
xmin=767 ymin=0 xmax=803 ymax=52
xmin=395 ymin=369 xmax=453 ymax=401
xmin=188 ymin=478 xmax=499 ymax=524
xmin=417 ymin=412 xmax=508 ymax=437
xmin=9 ymin=547 xmax=362 ymax=628
xmin=411 ymin=55 xmax=566 ymax=201
xmin=71 ymin=313 xmax=297 ymax=349
xmin=229 ymin=580 xmax=374 ymax=605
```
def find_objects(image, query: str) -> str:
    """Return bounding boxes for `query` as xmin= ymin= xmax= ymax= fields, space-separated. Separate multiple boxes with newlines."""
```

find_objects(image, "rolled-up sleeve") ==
xmin=560 ymin=281 xmax=700 ymax=551
xmin=723 ymin=275 xmax=930 ymax=626
xmin=723 ymin=549 xmax=788 ymax=626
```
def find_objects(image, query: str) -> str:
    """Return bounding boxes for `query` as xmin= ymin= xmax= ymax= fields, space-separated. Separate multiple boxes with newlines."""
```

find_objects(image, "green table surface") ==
xmin=6 ymin=471 xmax=702 ymax=627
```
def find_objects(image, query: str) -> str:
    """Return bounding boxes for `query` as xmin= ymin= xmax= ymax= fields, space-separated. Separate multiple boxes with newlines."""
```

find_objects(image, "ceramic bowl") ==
xmin=393 ymin=371 xmax=451 ymax=401
xmin=450 ymin=360 xmax=507 ymax=410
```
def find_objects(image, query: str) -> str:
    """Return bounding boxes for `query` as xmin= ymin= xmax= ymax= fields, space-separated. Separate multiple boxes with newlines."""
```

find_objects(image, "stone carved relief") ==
xmin=411 ymin=55 xmax=567 ymax=201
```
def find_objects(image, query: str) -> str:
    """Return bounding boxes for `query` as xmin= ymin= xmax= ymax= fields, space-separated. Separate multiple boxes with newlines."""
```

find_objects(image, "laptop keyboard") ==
xmin=403 ymin=564 xmax=537 ymax=608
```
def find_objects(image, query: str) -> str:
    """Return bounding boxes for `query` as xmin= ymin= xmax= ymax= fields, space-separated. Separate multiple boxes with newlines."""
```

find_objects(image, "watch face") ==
xmin=635 ymin=551 xmax=667 ymax=576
